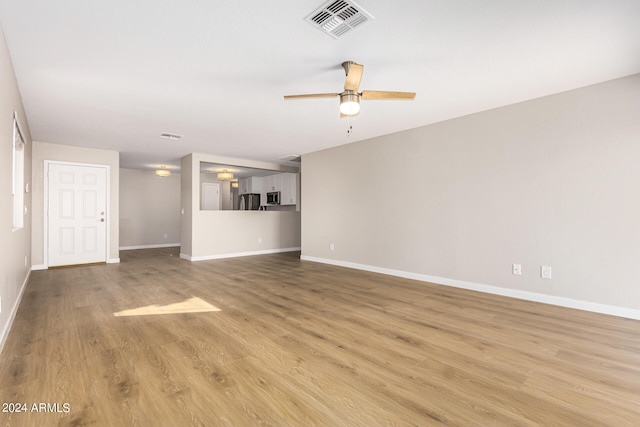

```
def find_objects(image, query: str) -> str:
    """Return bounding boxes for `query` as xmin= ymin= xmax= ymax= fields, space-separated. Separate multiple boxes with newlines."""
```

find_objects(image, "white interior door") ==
xmin=201 ymin=183 xmax=220 ymax=210
xmin=48 ymin=163 xmax=107 ymax=266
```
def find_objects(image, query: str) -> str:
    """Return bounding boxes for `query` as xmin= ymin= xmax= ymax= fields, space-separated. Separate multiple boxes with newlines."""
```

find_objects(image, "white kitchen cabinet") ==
xmin=257 ymin=176 xmax=267 ymax=206
xmin=280 ymin=173 xmax=297 ymax=205
xmin=238 ymin=177 xmax=249 ymax=194
xmin=264 ymin=174 xmax=283 ymax=192
xmin=243 ymin=173 xmax=297 ymax=206
xmin=238 ymin=176 xmax=261 ymax=195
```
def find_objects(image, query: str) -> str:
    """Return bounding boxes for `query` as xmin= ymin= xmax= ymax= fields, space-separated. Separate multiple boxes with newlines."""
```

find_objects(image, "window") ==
xmin=12 ymin=112 xmax=25 ymax=229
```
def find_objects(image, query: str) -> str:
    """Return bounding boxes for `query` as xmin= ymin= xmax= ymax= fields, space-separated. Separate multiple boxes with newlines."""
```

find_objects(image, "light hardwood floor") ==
xmin=1 ymin=248 xmax=640 ymax=426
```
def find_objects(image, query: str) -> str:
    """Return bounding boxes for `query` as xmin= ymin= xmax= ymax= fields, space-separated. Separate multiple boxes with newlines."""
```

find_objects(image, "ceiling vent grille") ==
xmin=160 ymin=132 xmax=183 ymax=140
xmin=305 ymin=0 xmax=374 ymax=39
xmin=280 ymin=154 xmax=302 ymax=163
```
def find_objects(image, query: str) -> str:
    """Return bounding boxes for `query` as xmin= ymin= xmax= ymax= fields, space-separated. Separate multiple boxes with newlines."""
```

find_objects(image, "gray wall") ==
xmin=120 ymin=168 xmax=181 ymax=248
xmin=0 ymin=23 xmax=32 ymax=352
xmin=302 ymin=73 xmax=640 ymax=317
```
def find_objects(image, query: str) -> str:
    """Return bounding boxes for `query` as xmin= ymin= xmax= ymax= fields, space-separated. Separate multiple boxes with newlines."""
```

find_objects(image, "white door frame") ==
xmin=44 ymin=160 xmax=112 ymax=268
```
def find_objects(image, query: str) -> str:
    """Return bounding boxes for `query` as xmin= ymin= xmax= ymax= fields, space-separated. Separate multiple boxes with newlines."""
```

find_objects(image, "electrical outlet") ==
xmin=329 ymin=243 xmax=335 ymax=251
xmin=25 ymin=256 xmax=28 ymax=267
xmin=512 ymin=264 xmax=522 ymax=275
xmin=258 ymin=237 xmax=262 ymax=244
xmin=541 ymin=265 xmax=552 ymax=279
xmin=163 ymin=233 xmax=168 ymax=239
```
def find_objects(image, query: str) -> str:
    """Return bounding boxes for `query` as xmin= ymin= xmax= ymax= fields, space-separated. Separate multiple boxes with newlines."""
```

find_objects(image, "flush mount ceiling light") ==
xmin=156 ymin=165 xmax=171 ymax=177
xmin=231 ymin=179 xmax=239 ymax=188
xmin=217 ymin=169 xmax=234 ymax=181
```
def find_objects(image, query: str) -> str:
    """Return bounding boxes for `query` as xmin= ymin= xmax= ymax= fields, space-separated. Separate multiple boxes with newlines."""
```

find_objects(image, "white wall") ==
xmin=31 ymin=141 xmax=120 ymax=267
xmin=189 ymin=210 xmax=301 ymax=260
xmin=0 ymin=23 xmax=32 ymax=353
xmin=181 ymin=153 xmax=301 ymax=260
xmin=180 ymin=154 xmax=194 ymax=256
xmin=302 ymin=74 xmax=640 ymax=318
xmin=120 ymin=168 xmax=181 ymax=249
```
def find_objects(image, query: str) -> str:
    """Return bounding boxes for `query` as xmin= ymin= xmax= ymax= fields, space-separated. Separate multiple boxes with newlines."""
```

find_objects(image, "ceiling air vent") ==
xmin=305 ymin=0 xmax=374 ymax=39
xmin=280 ymin=154 xmax=302 ymax=163
xmin=160 ymin=132 xmax=183 ymax=140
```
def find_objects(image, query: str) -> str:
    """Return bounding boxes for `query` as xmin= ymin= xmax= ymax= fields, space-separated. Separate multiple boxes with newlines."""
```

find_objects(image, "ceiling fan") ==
xmin=284 ymin=61 xmax=416 ymax=117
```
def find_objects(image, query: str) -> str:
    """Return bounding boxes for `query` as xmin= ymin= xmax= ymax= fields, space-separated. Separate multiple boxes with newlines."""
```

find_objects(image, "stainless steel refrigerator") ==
xmin=239 ymin=193 xmax=260 ymax=210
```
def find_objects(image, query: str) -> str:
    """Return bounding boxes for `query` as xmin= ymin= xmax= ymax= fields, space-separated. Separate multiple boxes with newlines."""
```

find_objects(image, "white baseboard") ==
xmin=120 ymin=243 xmax=181 ymax=250
xmin=300 ymin=255 xmax=640 ymax=321
xmin=182 ymin=247 xmax=301 ymax=262
xmin=32 ymin=257 xmax=121 ymax=269
xmin=0 ymin=270 xmax=30 ymax=356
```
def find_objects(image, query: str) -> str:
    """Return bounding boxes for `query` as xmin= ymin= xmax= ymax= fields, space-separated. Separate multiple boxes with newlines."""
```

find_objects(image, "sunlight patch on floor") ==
xmin=113 ymin=296 xmax=221 ymax=317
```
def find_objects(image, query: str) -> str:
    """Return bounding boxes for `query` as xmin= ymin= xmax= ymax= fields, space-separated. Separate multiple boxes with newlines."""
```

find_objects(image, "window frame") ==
xmin=12 ymin=112 xmax=25 ymax=230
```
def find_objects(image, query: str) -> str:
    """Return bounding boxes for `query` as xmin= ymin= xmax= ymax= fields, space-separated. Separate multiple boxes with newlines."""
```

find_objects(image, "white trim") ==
xmin=300 ymin=256 xmax=640 ymax=321
xmin=182 ymin=247 xmax=301 ymax=262
xmin=0 ymin=270 xmax=30 ymax=356
xmin=32 ymin=260 xmax=119 ymax=269
xmin=12 ymin=112 xmax=26 ymax=230
xmin=120 ymin=243 xmax=181 ymax=250
xmin=44 ymin=161 xmax=111 ymax=268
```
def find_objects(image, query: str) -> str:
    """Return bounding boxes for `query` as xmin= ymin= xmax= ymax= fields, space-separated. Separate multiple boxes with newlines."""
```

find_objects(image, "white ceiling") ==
xmin=1 ymin=1 xmax=639 ymax=171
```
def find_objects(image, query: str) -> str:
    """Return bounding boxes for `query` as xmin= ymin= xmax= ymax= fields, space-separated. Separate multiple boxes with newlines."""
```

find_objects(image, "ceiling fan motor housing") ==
xmin=342 ymin=61 xmax=356 ymax=75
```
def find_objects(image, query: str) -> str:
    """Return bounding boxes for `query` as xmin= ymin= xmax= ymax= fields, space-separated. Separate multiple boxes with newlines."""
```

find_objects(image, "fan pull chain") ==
xmin=347 ymin=117 xmax=353 ymax=138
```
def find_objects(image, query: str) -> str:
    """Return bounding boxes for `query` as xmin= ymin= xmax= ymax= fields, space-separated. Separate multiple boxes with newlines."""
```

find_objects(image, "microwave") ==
xmin=266 ymin=191 xmax=281 ymax=205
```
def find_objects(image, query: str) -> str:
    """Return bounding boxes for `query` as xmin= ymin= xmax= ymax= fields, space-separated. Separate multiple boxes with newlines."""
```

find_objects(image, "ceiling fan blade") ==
xmin=361 ymin=90 xmax=416 ymax=100
xmin=344 ymin=63 xmax=364 ymax=91
xmin=284 ymin=93 xmax=339 ymax=100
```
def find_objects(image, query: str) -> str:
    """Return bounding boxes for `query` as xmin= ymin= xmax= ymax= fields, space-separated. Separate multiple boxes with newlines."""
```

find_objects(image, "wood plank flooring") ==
xmin=1 ymin=247 xmax=640 ymax=426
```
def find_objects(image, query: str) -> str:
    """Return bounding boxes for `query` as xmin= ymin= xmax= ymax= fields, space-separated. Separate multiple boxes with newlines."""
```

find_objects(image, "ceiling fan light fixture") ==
xmin=285 ymin=61 xmax=415 ymax=117
xmin=340 ymin=92 xmax=360 ymax=115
